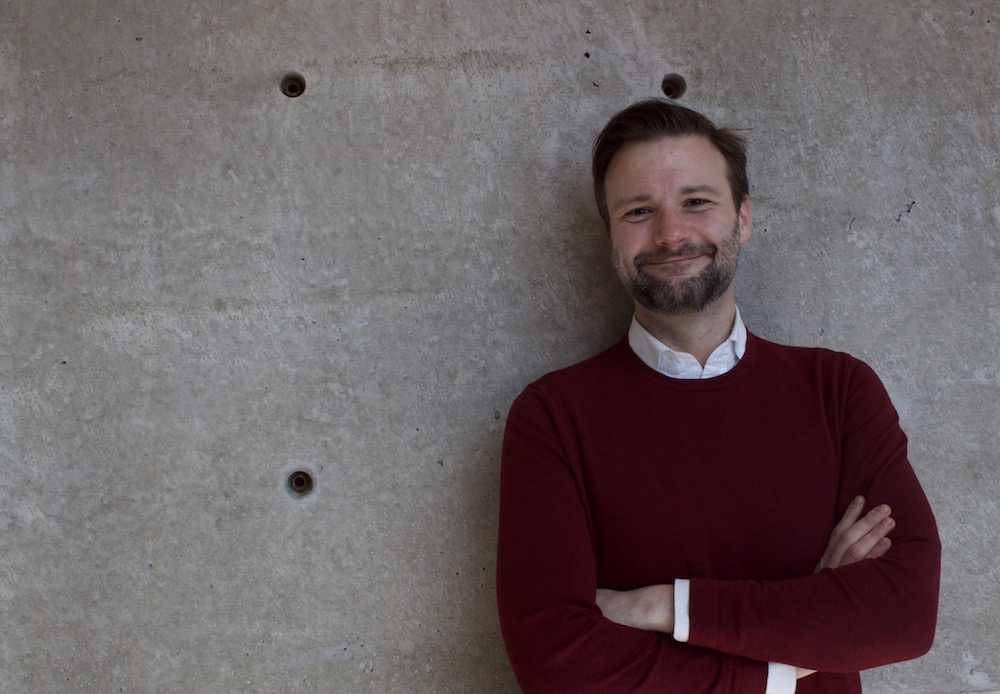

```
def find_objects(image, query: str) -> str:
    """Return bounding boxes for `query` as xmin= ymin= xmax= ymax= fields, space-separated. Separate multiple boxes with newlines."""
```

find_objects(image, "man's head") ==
xmin=594 ymin=101 xmax=752 ymax=317
xmin=592 ymin=99 xmax=748 ymax=231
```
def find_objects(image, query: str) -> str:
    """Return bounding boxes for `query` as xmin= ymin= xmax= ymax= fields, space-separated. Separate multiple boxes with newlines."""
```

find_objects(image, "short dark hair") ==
xmin=591 ymin=99 xmax=748 ymax=229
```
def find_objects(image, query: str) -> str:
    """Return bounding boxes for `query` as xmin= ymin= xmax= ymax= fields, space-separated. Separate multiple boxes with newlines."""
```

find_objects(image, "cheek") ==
xmin=610 ymin=226 xmax=645 ymax=253
xmin=610 ymin=240 xmax=635 ymax=272
xmin=609 ymin=231 xmax=627 ymax=255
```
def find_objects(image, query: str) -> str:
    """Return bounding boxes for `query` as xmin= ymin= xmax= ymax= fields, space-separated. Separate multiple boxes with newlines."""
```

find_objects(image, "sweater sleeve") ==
xmin=496 ymin=385 xmax=770 ymax=693
xmin=685 ymin=359 xmax=941 ymax=671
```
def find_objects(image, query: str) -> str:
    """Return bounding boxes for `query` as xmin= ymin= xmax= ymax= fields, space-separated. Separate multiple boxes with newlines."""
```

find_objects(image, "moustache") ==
xmin=633 ymin=243 xmax=717 ymax=267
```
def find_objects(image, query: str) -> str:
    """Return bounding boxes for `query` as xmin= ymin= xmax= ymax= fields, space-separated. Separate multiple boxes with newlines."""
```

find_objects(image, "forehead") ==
xmin=605 ymin=135 xmax=730 ymax=193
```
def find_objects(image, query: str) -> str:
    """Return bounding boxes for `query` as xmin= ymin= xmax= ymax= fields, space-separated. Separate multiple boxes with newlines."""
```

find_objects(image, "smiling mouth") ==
xmin=637 ymin=254 xmax=709 ymax=274
xmin=634 ymin=244 xmax=715 ymax=268
xmin=641 ymin=255 xmax=702 ymax=266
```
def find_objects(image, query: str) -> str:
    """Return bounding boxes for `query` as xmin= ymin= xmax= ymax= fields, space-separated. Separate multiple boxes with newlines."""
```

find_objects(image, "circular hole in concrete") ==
xmin=280 ymin=72 xmax=306 ymax=98
xmin=287 ymin=470 xmax=314 ymax=497
xmin=661 ymin=73 xmax=687 ymax=99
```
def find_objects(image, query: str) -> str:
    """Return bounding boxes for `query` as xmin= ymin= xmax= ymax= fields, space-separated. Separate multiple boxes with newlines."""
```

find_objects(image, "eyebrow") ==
xmin=611 ymin=193 xmax=654 ymax=210
xmin=678 ymin=184 xmax=725 ymax=197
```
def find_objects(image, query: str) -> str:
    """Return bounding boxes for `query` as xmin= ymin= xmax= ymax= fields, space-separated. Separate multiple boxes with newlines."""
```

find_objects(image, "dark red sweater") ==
xmin=497 ymin=333 xmax=940 ymax=693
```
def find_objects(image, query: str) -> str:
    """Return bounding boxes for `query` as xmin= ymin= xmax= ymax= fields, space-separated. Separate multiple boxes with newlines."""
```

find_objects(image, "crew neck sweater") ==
xmin=496 ymin=332 xmax=940 ymax=693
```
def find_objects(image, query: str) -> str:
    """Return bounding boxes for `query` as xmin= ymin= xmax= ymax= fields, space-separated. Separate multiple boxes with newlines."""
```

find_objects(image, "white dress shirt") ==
xmin=627 ymin=307 xmax=747 ymax=378
xmin=627 ymin=308 xmax=797 ymax=694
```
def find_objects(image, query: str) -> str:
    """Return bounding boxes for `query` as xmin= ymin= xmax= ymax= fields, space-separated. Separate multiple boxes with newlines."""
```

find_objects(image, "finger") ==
xmin=827 ymin=505 xmax=893 ymax=568
xmin=595 ymin=588 xmax=612 ymax=610
xmin=866 ymin=536 xmax=892 ymax=561
xmin=829 ymin=504 xmax=891 ymax=566
xmin=817 ymin=496 xmax=865 ymax=569
xmin=843 ymin=516 xmax=895 ymax=563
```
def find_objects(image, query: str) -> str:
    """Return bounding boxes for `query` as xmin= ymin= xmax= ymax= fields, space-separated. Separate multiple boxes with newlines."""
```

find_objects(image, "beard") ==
xmin=612 ymin=221 xmax=742 ymax=316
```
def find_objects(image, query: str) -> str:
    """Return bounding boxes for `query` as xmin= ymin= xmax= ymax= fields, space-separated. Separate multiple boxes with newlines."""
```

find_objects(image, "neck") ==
xmin=633 ymin=294 xmax=738 ymax=367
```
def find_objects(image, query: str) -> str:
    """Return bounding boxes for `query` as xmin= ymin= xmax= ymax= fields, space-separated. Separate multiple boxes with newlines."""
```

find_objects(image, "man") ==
xmin=495 ymin=99 xmax=940 ymax=693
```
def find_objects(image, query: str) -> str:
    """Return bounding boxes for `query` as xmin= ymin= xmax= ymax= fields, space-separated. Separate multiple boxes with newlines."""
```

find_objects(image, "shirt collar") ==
xmin=628 ymin=307 xmax=747 ymax=379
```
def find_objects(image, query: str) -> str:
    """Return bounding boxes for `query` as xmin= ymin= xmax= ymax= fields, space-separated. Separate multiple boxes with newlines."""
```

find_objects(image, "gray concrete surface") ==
xmin=1 ymin=1 xmax=997 ymax=692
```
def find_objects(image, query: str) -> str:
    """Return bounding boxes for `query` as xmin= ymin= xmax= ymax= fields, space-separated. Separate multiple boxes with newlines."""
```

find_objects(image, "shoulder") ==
xmin=510 ymin=336 xmax=637 ymax=410
xmin=746 ymin=332 xmax=888 ymax=399
xmin=538 ymin=336 xmax=632 ymax=382
xmin=749 ymin=332 xmax=872 ymax=372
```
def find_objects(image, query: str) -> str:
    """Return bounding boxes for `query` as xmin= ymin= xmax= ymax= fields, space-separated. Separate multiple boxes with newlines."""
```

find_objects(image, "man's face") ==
xmin=605 ymin=135 xmax=751 ymax=316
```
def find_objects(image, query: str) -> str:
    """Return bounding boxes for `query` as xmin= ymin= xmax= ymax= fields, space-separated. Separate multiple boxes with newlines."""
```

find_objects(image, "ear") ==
xmin=737 ymin=196 xmax=752 ymax=244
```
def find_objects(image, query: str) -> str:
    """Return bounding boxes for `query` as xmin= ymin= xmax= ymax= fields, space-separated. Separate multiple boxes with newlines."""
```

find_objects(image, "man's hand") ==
xmin=595 ymin=584 xmax=674 ymax=633
xmin=815 ymin=495 xmax=894 ymax=572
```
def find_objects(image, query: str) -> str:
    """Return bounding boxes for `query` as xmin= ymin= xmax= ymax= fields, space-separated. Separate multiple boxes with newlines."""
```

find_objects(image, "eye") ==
xmin=684 ymin=198 xmax=708 ymax=208
xmin=624 ymin=206 xmax=653 ymax=218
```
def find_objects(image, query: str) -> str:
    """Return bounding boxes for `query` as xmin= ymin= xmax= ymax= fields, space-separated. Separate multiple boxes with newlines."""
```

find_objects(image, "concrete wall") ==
xmin=1 ymin=1 xmax=996 ymax=691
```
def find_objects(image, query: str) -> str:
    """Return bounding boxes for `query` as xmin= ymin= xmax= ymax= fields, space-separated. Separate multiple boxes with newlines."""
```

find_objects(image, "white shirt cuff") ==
xmin=672 ymin=578 xmax=690 ymax=642
xmin=765 ymin=662 xmax=797 ymax=694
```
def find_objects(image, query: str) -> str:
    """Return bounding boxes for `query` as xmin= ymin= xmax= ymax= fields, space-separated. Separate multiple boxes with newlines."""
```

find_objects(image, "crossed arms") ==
xmin=594 ymin=497 xmax=896 ymax=684
xmin=496 ymin=356 xmax=940 ymax=693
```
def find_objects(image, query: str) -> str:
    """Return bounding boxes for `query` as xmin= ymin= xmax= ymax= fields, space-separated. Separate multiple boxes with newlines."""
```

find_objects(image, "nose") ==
xmin=651 ymin=209 xmax=688 ymax=246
